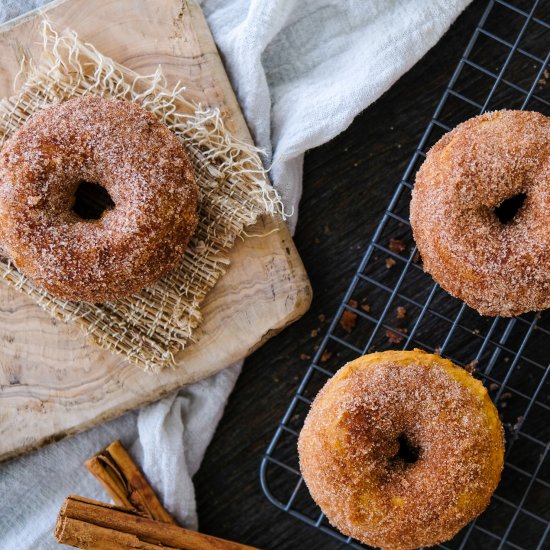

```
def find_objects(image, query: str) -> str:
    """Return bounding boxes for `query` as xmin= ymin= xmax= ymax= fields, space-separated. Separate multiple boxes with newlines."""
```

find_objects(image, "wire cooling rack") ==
xmin=260 ymin=1 xmax=550 ymax=548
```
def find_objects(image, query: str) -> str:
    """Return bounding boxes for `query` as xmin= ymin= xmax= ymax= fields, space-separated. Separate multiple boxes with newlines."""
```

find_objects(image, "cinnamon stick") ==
xmin=56 ymin=516 xmax=179 ymax=550
xmin=55 ymin=495 xmax=258 ymax=550
xmin=84 ymin=440 xmax=175 ymax=524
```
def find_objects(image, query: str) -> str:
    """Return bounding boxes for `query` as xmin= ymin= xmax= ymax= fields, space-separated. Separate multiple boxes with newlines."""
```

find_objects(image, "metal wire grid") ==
xmin=260 ymin=0 xmax=550 ymax=548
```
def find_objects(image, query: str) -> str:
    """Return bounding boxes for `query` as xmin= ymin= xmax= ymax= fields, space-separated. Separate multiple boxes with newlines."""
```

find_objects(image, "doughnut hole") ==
xmin=393 ymin=433 xmax=420 ymax=465
xmin=493 ymin=192 xmax=527 ymax=224
xmin=71 ymin=180 xmax=115 ymax=220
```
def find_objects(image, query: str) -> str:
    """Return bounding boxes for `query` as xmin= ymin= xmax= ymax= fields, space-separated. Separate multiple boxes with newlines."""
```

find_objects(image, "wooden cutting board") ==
xmin=0 ymin=0 xmax=312 ymax=461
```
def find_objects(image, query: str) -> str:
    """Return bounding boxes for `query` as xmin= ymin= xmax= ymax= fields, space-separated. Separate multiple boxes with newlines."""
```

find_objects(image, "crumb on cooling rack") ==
xmin=340 ymin=310 xmax=358 ymax=333
xmin=386 ymin=328 xmax=407 ymax=343
xmin=389 ymin=238 xmax=407 ymax=254
xmin=500 ymin=392 xmax=513 ymax=408
xmin=465 ymin=360 xmax=478 ymax=374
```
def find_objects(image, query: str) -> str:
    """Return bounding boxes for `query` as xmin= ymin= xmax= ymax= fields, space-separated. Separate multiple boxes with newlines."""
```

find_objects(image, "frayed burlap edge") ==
xmin=0 ymin=21 xmax=284 ymax=372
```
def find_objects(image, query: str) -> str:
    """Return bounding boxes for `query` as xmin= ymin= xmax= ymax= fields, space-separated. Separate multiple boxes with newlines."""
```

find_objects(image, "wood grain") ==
xmin=0 ymin=0 xmax=311 ymax=461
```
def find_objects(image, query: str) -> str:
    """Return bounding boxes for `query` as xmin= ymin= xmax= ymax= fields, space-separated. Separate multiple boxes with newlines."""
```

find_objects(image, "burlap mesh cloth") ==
xmin=0 ymin=22 xmax=283 ymax=372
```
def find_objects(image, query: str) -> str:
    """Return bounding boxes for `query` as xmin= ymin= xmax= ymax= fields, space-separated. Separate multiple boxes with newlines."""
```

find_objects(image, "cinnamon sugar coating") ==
xmin=410 ymin=110 xmax=549 ymax=317
xmin=0 ymin=97 xmax=198 ymax=302
xmin=298 ymin=350 xmax=504 ymax=550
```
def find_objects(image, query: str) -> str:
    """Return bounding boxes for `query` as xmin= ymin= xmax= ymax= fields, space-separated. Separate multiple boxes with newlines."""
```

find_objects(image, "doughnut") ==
xmin=298 ymin=349 xmax=504 ymax=550
xmin=0 ymin=97 xmax=198 ymax=302
xmin=410 ymin=110 xmax=550 ymax=317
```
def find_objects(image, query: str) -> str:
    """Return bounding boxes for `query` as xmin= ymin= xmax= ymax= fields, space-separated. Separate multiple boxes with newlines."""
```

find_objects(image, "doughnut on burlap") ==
xmin=0 ymin=22 xmax=282 ymax=372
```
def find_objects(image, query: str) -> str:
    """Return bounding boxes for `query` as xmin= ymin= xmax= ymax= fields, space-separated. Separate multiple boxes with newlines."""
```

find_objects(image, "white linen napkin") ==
xmin=0 ymin=0 xmax=470 ymax=547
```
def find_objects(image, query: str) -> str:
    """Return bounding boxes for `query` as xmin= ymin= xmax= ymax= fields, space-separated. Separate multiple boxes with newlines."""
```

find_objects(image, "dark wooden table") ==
xmin=195 ymin=1 xmax=547 ymax=548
